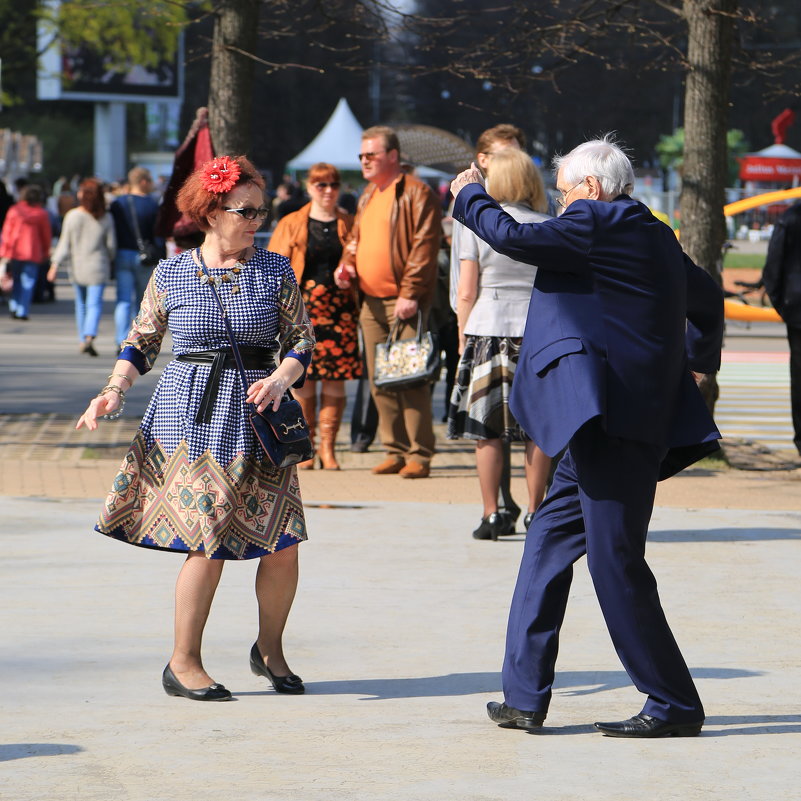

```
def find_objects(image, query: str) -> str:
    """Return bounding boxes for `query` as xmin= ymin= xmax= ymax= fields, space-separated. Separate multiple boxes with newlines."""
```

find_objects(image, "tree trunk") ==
xmin=680 ymin=0 xmax=737 ymax=413
xmin=208 ymin=0 xmax=260 ymax=156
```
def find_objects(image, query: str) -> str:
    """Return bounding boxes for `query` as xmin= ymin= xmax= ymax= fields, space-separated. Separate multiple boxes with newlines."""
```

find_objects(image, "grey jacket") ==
xmin=52 ymin=208 xmax=117 ymax=286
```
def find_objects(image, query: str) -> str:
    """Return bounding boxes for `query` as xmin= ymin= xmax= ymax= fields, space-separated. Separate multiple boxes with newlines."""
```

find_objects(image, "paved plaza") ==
xmin=1 ymin=284 xmax=800 ymax=800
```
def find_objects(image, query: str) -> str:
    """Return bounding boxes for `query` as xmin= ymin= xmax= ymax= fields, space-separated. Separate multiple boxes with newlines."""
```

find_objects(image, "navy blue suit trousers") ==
xmin=502 ymin=420 xmax=704 ymax=723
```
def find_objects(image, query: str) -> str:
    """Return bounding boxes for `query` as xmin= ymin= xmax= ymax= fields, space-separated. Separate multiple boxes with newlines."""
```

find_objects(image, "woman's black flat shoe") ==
xmin=249 ymin=642 xmax=305 ymax=694
xmin=162 ymin=663 xmax=232 ymax=701
xmin=524 ymin=512 xmax=535 ymax=530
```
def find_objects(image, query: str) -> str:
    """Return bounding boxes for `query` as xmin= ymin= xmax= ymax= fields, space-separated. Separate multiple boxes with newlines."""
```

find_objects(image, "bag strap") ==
xmin=196 ymin=248 xmax=253 ymax=401
xmin=384 ymin=309 xmax=423 ymax=346
xmin=126 ymin=195 xmax=147 ymax=253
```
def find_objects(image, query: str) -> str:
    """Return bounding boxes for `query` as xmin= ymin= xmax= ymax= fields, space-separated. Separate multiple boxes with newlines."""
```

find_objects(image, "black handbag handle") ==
xmin=385 ymin=309 xmax=424 ymax=346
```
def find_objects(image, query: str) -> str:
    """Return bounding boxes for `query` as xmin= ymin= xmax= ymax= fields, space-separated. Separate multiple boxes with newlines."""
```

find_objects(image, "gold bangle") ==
xmin=107 ymin=373 xmax=132 ymax=386
xmin=98 ymin=385 xmax=125 ymax=398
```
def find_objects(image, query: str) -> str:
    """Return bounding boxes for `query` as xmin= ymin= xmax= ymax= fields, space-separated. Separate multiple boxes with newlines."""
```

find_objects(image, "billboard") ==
xmin=37 ymin=0 xmax=183 ymax=104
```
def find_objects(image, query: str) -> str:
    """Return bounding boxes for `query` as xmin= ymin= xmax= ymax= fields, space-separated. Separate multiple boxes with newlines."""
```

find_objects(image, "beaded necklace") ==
xmin=195 ymin=246 xmax=246 ymax=293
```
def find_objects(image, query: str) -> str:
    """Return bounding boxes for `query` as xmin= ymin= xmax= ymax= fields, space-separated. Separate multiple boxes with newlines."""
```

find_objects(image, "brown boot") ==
xmin=371 ymin=456 xmax=405 ymax=474
xmin=295 ymin=392 xmax=317 ymax=469
xmin=318 ymin=393 xmax=346 ymax=470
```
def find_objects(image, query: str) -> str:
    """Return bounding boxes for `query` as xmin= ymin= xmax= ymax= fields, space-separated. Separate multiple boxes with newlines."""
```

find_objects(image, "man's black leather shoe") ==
xmin=487 ymin=701 xmax=545 ymax=730
xmin=594 ymin=713 xmax=703 ymax=738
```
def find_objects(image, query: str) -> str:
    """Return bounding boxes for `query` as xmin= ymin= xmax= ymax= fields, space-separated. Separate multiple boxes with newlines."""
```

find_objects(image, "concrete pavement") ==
xmin=1 ymin=278 xmax=800 ymax=800
xmin=1 ymin=498 xmax=800 ymax=800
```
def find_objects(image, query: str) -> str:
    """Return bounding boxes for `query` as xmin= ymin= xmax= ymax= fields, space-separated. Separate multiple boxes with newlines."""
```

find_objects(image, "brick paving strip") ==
xmin=2 ymin=413 xmax=800 ymax=511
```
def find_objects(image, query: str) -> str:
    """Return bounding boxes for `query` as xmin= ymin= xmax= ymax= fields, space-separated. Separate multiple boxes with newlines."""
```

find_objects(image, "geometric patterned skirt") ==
xmin=446 ymin=334 xmax=527 ymax=442
xmin=96 ymin=432 xmax=307 ymax=560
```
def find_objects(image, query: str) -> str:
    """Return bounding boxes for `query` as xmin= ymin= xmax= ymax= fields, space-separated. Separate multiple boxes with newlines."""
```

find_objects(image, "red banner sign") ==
xmin=739 ymin=157 xmax=801 ymax=182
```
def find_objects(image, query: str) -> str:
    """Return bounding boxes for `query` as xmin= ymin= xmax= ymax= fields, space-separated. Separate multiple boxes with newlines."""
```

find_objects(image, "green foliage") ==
xmin=726 ymin=128 xmax=750 ymax=183
xmin=656 ymin=128 xmax=685 ymax=171
xmin=656 ymin=127 xmax=750 ymax=184
xmin=39 ymin=0 xmax=205 ymax=75
xmin=0 ymin=0 xmax=38 ymax=106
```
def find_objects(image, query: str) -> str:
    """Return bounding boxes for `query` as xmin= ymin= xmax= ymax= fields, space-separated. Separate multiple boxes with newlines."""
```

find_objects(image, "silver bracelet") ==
xmin=97 ymin=385 xmax=126 ymax=420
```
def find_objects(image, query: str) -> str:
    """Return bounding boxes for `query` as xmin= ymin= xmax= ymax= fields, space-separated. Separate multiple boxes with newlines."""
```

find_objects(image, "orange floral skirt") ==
xmin=302 ymin=278 xmax=362 ymax=381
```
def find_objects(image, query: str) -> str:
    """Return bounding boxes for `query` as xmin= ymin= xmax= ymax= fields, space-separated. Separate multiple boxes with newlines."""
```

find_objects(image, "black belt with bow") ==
xmin=176 ymin=345 xmax=278 ymax=424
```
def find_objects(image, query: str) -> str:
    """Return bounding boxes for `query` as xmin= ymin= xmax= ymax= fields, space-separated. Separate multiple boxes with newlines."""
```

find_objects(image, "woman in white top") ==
xmin=49 ymin=178 xmax=117 ymax=356
xmin=447 ymin=149 xmax=551 ymax=540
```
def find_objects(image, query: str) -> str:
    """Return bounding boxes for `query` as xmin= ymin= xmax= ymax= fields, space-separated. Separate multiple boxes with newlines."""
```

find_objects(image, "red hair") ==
xmin=176 ymin=155 xmax=265 ymax=231
xmin=306 ymin=163 xmax=340 ymax=185
xmin=78 ymin=179 xmax=106 ymax=220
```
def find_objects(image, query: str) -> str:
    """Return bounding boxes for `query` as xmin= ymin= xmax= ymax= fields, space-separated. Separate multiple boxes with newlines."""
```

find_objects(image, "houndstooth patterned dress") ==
xmin=95 ymin=248 xmax=315 ymax=560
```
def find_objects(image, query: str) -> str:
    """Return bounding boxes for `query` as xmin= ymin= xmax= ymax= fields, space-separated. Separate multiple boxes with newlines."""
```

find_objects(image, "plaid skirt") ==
xmin=446 ymin=335 xmax=527 ymax=441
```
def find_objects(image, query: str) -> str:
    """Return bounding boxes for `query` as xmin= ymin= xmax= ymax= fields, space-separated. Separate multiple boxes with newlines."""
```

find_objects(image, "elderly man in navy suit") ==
xmin=451 ymin=136 xmax=723 ymax=738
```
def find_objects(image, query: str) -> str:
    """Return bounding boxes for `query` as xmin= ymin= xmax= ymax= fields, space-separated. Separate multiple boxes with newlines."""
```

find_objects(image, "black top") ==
xmin=762 ymin=202 xmax=801 ymax=327
xmin=303 ymin=217 xmax=342 ymax=285
xmin=110 ymin=193 xmax=161 ymax=251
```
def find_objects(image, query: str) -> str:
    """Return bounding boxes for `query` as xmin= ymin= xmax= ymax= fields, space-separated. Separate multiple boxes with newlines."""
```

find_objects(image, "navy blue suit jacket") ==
xmin=453 ymin=186 xmax=724 ymax=478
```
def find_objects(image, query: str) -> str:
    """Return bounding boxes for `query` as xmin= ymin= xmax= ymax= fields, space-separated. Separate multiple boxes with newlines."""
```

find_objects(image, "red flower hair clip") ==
xmin=200 ymin=156 xmax=241 ymax=194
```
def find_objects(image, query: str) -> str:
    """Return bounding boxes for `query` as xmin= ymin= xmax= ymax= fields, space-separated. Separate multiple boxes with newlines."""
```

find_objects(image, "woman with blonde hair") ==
xmin=48 ymin=178 xmax=116 ymax=355
xmin=447 ymin=148 xmax=552 ymax=540
xmin=269 ymin=162 xmax=360 ymax=470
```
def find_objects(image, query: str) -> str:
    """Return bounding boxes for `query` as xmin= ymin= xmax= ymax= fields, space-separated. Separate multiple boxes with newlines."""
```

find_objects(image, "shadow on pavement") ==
xmin=231 ymin=667 xmax=761 ymax=701
xmin=650 ymin=527 xmax=801 ymax=542
xmin=0 ymin=743 xmax=84 ymax=762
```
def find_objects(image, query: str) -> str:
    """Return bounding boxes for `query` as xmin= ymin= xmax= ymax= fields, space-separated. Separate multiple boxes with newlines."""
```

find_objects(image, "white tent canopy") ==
xmin=286 ymin=98 xmax=364 ymax=172
xmin=746 ymin=143 xmax=801 ymax=159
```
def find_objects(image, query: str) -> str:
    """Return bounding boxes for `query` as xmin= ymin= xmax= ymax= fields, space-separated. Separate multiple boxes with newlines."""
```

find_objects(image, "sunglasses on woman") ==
xmin=223 ymin=206 xmax=270 ymax=220
xmin=312 ymin=182 xmax=340 ymax=190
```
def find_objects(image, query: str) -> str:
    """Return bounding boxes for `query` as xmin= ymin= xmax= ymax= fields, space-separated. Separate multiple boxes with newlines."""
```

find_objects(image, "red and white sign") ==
xmin=739 ymin=144 xmax=801 ymax=183
xmin=739 ymin=157 xmax=801 ymax=182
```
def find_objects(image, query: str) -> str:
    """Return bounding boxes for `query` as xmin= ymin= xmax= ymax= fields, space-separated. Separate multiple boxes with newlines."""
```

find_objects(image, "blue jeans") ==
xmin=114 ymin=248 xmax=153 ymax=347
xmin=9 ymin=260 xmax=39 ymax=318
xmin=73 ymin=283 xmax=105 ymax=340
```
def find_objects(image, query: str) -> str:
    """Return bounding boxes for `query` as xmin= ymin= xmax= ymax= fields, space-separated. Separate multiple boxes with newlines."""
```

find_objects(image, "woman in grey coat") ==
xmin=49 ymin=178 xmax=116 ymax=356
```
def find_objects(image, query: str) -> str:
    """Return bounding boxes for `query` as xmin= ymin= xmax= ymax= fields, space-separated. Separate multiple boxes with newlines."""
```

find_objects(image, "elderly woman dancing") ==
xmin=77 ymin=155 xmax=315 ymax=701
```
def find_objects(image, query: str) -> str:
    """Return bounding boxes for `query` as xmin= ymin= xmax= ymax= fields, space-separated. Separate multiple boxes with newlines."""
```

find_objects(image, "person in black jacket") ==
xmin=110 ymin=166 xmax=163 ymax=349
xmin=761 ymin=201 xmax=801 ymax=455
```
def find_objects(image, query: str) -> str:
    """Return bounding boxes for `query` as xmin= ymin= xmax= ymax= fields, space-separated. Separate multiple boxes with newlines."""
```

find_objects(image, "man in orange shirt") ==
xmin=337 ymin=126 xmax=441 ymax=478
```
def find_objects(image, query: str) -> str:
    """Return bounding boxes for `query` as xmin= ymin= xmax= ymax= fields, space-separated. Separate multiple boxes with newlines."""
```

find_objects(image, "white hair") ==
xmin=553 ymin=134 xmax=635 ymax=198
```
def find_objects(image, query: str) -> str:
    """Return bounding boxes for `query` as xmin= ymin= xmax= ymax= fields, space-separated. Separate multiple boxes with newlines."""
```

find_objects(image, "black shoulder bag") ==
xmin=126 ymin=195 xmax=161 ymax=267
xmin=199 ymin=255 xmax=313 ymax=469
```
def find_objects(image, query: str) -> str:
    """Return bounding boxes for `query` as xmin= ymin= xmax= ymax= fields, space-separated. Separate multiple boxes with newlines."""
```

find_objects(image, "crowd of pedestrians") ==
xmin=0 ymin=121 xmax=748 ymax=531
xmin=0 ymin=168 xmax=164 ymax=353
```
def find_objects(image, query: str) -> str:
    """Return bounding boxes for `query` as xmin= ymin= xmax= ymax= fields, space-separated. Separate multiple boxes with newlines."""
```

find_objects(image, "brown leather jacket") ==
xmin=268 ymin=202 xmax=353 ymax=284
xmin=342 ymin=173 xmax=442 ymax=304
